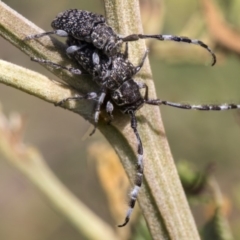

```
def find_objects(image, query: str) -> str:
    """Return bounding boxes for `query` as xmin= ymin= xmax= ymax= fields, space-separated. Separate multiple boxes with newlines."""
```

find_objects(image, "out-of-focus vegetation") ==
xmin=1 ymin=0 xmax=240 ymax=239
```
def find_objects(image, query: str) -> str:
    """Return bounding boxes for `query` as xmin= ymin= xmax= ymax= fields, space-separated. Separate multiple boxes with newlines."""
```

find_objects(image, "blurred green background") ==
xmin=1 ymin=0 xmax=240 ymax=239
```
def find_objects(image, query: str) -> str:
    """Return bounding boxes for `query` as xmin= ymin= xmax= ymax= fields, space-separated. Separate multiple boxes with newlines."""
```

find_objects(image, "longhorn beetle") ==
xmin=25 ymin=9 xmax=240 ymax=227
xmin=25 ymin=9 xmax=216 ymax=66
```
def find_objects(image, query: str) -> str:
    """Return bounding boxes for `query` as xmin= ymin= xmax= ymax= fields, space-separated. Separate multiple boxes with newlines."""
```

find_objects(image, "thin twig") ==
xmin=0 ymin=105 xmax=119 ymax=240
xmin=201 ymin=0 xmax=240 ymax=54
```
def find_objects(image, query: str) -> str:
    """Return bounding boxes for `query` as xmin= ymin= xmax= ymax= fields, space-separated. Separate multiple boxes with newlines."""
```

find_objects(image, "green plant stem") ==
xmin=103 ymin=1 xmax=201 ymax=239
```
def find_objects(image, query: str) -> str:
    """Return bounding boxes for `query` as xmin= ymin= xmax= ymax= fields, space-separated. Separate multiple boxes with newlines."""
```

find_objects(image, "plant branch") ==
xmin=103 ymin=0 xmax=200 ymax=239
xmin=201 ymin=0 xmax=240 ymax=54
xmin=0 ymin=109 xmax=119 ymax=240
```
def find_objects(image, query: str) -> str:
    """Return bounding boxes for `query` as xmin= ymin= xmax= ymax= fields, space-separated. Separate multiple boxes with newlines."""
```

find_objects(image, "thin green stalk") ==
xmin=102 ymin=1 xmax=201 ymax=239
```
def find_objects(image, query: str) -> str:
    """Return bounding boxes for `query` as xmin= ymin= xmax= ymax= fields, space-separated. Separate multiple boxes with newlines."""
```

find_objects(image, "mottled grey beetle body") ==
xmin=66 ymin=36 xmax=146 ymax=113
xmin=52 ymin=9 xmax=122 ymax=56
